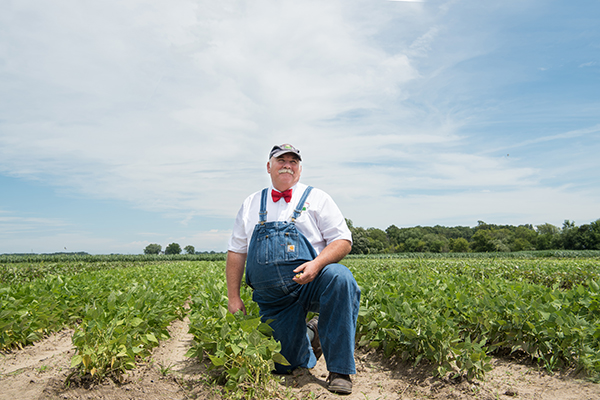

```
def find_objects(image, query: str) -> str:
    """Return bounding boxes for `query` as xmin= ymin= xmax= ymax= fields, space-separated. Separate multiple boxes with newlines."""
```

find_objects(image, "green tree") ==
xmin=536 ymin=223 xmax=562 ymax=250
xmin=511 ymin=238 xmax=533 ymax=251
xmin=584 ymin=219 xmax=600 ymax=249
xmin=509 ymin=226 xmax=536 ymax=251
xmin=184 ymin=245 xmax=195 ymax=255
xmin=365 ymin=227 xmax=388 ymax=253
xmin=422 ymin=233 xmax=448 ymax=253
xmin=144 ymin=243 xmax=162 ymax=255
xmin=165 ymin=243 xmax=182 ymax=255
xmin=347 ymin=219 xmax=387 ymax=254
xmin=404 ymin=237 xmax=426 ymax=252
xmin=470 ymin=230 xmax=495 ymax=252
xmin=561 ymin=220 xmax=578 ymax=250
xmin=386 ymin=225 xmax=426 ymax=252
xmin=449 ymin=238 xmax=470 ymax=253
xmin=471 ymin=224 xmax=512 ymax=252
xmin=536 ymin=223 xmax=560 ymax=236
xmin=563 ymin=219 xmax=600 ymax=250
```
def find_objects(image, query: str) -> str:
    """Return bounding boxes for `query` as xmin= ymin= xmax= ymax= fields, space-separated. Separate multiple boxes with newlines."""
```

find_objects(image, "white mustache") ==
xmin=278 ymin=169 xmax=294 ymax=175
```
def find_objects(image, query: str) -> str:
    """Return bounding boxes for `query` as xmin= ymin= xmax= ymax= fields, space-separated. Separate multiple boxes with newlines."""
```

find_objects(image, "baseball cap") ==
xmin=268 ymin=144 xmax=302 ymax=161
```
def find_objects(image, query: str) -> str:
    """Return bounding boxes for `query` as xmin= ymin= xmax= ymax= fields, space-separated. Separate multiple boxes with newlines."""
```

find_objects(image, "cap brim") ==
xmin=270 ymin=150 xmax=302 ymax=161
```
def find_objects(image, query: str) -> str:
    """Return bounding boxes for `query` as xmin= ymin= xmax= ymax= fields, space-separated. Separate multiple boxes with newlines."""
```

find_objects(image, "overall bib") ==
xmin=246 ymin=187 xmax=361 ymax=375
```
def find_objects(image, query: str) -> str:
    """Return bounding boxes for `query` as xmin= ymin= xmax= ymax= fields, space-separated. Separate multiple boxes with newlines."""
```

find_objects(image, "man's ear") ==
xmin=266 ymin=160 xmax=271 ymax=173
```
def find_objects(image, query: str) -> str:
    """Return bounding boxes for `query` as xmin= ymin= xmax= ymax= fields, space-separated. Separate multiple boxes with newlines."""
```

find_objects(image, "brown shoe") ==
xmin=306 ymin=316 xmax=322 ymax=360
xmin=327 ymin=372 xmax=352 ymax=394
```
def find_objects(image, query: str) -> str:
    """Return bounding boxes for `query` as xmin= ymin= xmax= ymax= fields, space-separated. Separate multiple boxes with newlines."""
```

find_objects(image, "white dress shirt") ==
xmin=228 ymin=182 xmax=352 ymax=255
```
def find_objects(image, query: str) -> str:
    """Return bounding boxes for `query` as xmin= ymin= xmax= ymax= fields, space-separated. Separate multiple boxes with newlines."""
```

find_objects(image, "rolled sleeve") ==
xmin=227 ymin=203 xmax=250 ymax=254
xmin=313 ymin=190 xmax=352 ymax=247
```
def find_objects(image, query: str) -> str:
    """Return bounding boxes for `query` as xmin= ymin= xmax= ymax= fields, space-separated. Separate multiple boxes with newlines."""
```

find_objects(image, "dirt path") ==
xmin=1 ymin=318 xmax=599 ymax=400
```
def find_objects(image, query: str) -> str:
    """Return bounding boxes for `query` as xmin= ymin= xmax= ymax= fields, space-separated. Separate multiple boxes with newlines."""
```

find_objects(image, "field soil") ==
xmin=1 ymin=317 xmax=599 ymax=400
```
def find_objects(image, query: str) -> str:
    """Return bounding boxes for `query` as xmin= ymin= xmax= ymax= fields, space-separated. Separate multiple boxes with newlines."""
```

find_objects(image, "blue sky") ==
xmin=1 ymin=0 xmax=599 ymax=254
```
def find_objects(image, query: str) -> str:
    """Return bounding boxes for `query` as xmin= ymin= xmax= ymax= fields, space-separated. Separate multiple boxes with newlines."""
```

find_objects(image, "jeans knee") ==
xmin=324 ymin=264 xmax=360 ymax=294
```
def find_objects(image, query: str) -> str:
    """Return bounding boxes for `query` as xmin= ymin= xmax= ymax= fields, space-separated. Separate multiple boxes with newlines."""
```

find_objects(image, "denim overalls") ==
xmin=246 ymin=187 xmax=361 ymax=375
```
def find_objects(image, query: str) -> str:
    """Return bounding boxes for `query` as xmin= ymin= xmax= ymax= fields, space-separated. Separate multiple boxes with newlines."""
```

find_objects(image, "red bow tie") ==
xmin=272 ymin=189 xmax=292 ymax=203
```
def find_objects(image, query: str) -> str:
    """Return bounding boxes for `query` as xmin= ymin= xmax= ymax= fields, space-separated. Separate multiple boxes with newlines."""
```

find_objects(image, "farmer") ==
xmin=226 ymin=143 xmax=360 ymax=394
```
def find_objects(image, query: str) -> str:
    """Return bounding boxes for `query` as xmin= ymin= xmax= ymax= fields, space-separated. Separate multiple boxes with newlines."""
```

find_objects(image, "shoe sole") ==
xmin=328 ymin=384 xmax=352 ymax=395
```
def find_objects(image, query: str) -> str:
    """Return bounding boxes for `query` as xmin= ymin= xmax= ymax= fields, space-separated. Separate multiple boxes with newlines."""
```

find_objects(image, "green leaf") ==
xmin=220 ymin=323 xmax=231 ymax=339
xmin=234 ymin=366 xmax=248 ymax=380
xmin=400 ymin=327 xmax=418 ymax=339
xmin=209 ymin=355 xmax=225 ymax=366
xmin=257 ymin=322 xmax=274 ymax=336
xmin=239 ymin=317 xmax=261 ymax=333
xmin=231 ymin=343 xmax=242 ymax=355
xmin=272 ymin=352 xmax=290 ymax=366
xmin=107 ymin=292 xmax=117 ymax=311
xmin=71 ymin=354 xmax=82 ymax=368
xmin=26 ymin=331 xmax=41 ymax=342
xmin=248 ymin=329 xmax=262 ymax=346
xmin=146 ymin=333 xmax=158 ymax=343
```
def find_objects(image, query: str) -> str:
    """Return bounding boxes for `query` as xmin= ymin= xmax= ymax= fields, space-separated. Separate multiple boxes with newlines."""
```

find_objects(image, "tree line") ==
xmin=141 ymin=218 xmax=600 ymax=256
xmin=144 ymin=243 xmax=197 ymax=255
xmin=347 ymin=219 xmax=600 ymax=255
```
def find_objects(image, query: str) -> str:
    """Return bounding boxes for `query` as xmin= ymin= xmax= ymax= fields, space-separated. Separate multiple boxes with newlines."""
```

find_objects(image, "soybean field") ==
xmin=1 ymin=253 xmax=600 ymax=400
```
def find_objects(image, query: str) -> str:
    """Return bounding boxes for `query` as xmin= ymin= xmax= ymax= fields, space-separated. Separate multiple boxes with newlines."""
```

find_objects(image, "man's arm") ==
xmin=292 ymin=239 xmax=351 ymax=284
xmin=226 ymin=250 xmax=248 ymax=314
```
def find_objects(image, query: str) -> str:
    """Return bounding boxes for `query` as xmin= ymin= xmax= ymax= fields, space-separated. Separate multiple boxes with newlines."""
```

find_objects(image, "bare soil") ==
xmin=1 ymin=318 xmax=599 ymax=400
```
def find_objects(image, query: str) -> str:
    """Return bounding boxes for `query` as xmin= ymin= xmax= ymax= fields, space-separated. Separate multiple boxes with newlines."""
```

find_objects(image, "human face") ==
xmin=267 ymin=154 xmax=302 ymax=192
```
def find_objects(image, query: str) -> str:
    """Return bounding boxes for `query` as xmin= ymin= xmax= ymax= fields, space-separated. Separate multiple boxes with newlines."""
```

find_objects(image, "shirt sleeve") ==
xmin=227 ymin=201 xmax=250 ymax=254
xmin=314 ymin=190 xmax=353 ymax=246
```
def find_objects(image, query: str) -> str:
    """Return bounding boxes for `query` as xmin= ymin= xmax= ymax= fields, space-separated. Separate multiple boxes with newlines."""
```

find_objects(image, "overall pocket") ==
xmin=254 ymin=224 xmax=300 ymax=265
xmin=281 ymin=231 xmax=299 ymax=262
xmin=254 ymin=232 xmax=271 ymax=265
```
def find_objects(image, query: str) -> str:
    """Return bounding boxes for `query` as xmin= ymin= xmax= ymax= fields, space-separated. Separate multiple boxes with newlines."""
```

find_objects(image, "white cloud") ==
xmin=0 ymin=0 xmax=423 ymax=219
xmin=1 ymin=0 xmax=599 ymax=254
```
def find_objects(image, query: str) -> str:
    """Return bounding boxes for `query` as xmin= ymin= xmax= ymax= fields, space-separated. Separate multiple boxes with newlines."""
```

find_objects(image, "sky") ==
xmin=1 ymin=0 xmax=599 ymax=254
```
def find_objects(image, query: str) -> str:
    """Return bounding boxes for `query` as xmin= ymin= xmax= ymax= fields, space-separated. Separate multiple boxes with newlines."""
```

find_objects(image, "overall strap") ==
xmin=259 ymin=188 xmax=268 ymax=224
xmin=291 ymin=186 xmax=313 ymax=222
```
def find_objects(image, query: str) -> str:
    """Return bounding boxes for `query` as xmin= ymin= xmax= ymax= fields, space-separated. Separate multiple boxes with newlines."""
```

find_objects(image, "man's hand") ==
xmin=293 ymin=260 xmax=320 ymax=284
xmin=228 ymin=297 xmax=247 ymax=315
xmin=292 ymin=239 xmax=352 ymax=284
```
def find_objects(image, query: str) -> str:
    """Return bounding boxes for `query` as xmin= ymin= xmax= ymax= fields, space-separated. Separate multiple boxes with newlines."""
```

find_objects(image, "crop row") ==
xmin=374 ymin=258 xmax=600 ymax=289
xmin=2 ymin=249 xmax=598 ymax=267
xmin=185 ymin=267 xmax=287 ymax=396
xmin=0 ymin=253 xmax=226 ymax=265
xmin=0 ymin=261 xmax=143 ymax=285
xmin=348 ymin=250 xmax=600 ymax=259
xmin=1 ymin=262 xmax=211 ymax=379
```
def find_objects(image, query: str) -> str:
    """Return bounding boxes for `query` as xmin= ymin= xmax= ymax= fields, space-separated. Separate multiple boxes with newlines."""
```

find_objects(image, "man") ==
xmin=226 ymin=144 xmax=361 ymax=394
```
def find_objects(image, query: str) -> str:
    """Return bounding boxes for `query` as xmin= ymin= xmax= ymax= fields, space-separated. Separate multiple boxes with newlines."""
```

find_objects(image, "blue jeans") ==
xmin=245 ymin=188 xmax=361 ymax=375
